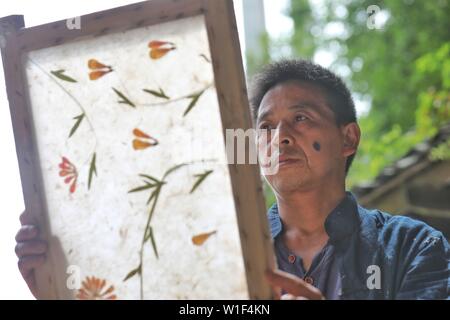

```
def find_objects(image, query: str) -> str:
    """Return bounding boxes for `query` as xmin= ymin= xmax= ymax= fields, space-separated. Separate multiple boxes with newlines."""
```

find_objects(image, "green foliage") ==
xmin=288 ymin=0 xmax=321 ymax=59
xmin=246 ymin=31 xmax=272 ymax=77
xmin=430 ymin=139 xmax=450 ymax=161
xmin=264 ymin=180 xmax=276 ymax=208
xmin=349 ymin=41 xmax=450 ymax=187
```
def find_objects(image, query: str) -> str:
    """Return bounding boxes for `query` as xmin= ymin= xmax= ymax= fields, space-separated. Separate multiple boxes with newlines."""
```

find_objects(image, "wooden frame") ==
xmin=0 ymin=0 xmax=275 ymax=299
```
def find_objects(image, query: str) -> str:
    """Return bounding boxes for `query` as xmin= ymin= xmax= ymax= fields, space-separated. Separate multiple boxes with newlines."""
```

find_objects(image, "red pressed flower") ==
xmin=148 ymin=40 xmax=176 ymax=59
xmin=88 ymin=59 xmax=113 ymax=80
xmin=59 ymin=156 xmax=77 ymax=193
xmin=76 ymin=276 xmax=117 ymax=300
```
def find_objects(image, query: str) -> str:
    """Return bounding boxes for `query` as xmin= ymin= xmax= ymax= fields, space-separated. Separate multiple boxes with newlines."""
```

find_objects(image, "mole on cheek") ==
xmin=313 ymin=141 xmax=321 ymax=151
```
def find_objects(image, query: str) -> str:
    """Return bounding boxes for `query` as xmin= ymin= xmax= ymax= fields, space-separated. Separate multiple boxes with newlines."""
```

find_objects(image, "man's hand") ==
xmin=265 ymin=269 xmax=325 ymax=300
xmin=15 ymin=210 xmax=47 ymax=298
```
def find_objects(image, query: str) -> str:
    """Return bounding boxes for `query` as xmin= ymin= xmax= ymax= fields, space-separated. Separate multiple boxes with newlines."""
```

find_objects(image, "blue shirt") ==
xmin=267 ymin=192 xmax=450 ymax=299
xmin=273 ymin=236 xmax=341 ymax=299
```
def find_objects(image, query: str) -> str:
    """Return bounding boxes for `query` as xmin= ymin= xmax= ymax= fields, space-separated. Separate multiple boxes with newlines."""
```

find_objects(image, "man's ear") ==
xmin=341 ymin=122 xmax=360 ymax=158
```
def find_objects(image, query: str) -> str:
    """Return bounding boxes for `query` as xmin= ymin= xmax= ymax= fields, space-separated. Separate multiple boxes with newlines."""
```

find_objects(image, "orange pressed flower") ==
xmin=76 ymin=276 xmax=117 ymax=300
xmin=132 ymin=140 xmax=153 ymax=150
xmin=89 ymin=70 xmax=110 ymax=80
xmin=88 ymin=59 xmax=113 ymax=80
xmin=59 ymin=156 xmax=77 ymax=193
xmin=132 ymin=128 xmax=158 ymax=150
xmin=133 ymin=128 xmax=151 ymax=139
xmin=148 ymin=40 xmax=174 ymax=49
xmin=148 ymin=40 xmax=176 ymax=60
xmin=88 ymin=59 xmax=109 ymax=69
xmin=192 ymin=230 xmax=217 ymax=246
xmin=150 ymin=48 xmax=176 ymax=59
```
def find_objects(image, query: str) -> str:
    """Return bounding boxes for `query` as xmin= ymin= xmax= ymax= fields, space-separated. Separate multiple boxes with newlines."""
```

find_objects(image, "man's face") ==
xmin=256 ymin=80 xmax=357 ymax=195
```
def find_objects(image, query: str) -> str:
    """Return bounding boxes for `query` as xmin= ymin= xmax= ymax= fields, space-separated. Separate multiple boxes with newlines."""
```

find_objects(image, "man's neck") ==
xmin=275 ymin=184 xmax=346 ymax=270
xmin=276 ymin=185 xmax=346 ymax=239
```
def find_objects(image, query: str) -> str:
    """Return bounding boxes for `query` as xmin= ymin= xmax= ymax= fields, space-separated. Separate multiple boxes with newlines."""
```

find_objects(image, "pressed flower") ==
xmin=150 ymin=47 xmax=176 ymax=59
xmin=192 ymin=230 xmax=217 ymax=246
xmin=133 ymin=128 xmax=151 ymax=139
xmin=76 ymin=276 xmax=117 ymax=300
xmin=88 ymin=59 xmax=109 ymax=69
xmin=132 ymin=140 xmax=153 ymax=150
xmin=58 ymin=156 xmax=77 ymax=194
xmin=89 ymin=70 xmax=111 ymax=80
xmin=64 ymin=176 xmax=75 ymax=184
xmin=132 ymin=128 xmax=158 ymax=150
xmin=88 ymin=58 xmax=113 ymax=80
xmin=148 ymin=40 xmax=176 ymax=60
xmin=148 ymin=40 xmax=174 ymax=49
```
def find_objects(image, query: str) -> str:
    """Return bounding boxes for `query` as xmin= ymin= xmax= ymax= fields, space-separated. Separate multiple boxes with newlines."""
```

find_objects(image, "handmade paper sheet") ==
xmin=23 ymin=14 xmax=248 ymax=299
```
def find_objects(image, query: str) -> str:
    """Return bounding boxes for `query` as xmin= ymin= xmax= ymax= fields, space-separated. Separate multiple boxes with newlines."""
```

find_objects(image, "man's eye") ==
xmin=295 ymin=115 xmax=308 ymax=122
xmin=259 ymin=124 xmax=272 ymax=130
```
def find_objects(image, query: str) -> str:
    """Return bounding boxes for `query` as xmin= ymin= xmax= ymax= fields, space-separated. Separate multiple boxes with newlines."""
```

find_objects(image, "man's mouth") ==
xmin=259 ymin=153 xmax=303 ymax=169
xmin=278 ymin=156 xmax=301 ymax=167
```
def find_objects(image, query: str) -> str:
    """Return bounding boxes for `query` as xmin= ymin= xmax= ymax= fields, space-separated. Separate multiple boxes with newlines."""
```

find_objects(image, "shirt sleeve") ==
xmin=396 ymin=230 xmax=449 ymax=299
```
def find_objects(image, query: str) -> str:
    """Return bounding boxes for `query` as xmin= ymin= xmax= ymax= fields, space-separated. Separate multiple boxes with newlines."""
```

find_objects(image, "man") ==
xmin=252 ymin=59 xmax=449 ymax=299
xmin=15 ymin=59 xmax=449 ymax=299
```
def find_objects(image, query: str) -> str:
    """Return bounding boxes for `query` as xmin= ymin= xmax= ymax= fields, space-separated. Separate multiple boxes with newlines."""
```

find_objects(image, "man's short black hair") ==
xmin=249 ymin=59 xmax=358 ymax=173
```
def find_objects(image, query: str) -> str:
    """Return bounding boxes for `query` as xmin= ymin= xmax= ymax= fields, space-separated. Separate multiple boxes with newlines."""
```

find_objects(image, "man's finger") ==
xmin=18 ymin=254 xmax=46 ymax=276
xmin=265 ymin=269 xmax=324 ymax=300
xmin=15 ymin=241 xmax=47 ymax=258
xmin=19 ymin=210 xmax=38 ymax=226
xmin=15 ymin=225 xmax=39 ymax=242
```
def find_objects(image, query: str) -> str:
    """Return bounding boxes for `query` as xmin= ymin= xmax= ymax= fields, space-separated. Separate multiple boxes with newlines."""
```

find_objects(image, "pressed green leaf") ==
xmin=147 ymin=188 xmax=161 ymax=223
xmin=87 ymin=152 xmax=97 ymax=190
xmin=128 ymin=183 xmax=155 ymax=193
xmin=51 ymin=70 xmax=77 ymax=83
xmin=143 ymin=225 xmax=151 ymax=242
xmin=68 ymin=113 xmax=85 ymax=138
xmin=123 ymin=264 xmax=141 ymax=282
xmin=190 ymin=170 xmax=213 ymax=193
xmin=143 ymin=225 xmax=156 ymax=244
xmin=199 ymin=54 xmax=211 ymax=63
xmin=143 ymin=88 xmax=170 ymax=100
xmin=139 ymin=174 xmax=161 ymax=184
xmin=183 ymin=89 xmax=205 ymax=117
xmin=148 ymin=226 xmax=159 ymax=259
xmin=112 ymin=87 xmax=135 ymax=108
xmin=146 ymin=189 xmax=158 ymax=205
xmin=163 ymin=163 xmax=187 ymax=179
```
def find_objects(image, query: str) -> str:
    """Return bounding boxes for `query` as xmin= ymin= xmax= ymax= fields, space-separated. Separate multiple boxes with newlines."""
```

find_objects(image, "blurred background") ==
xmin=0 ymin=0 xmax=449 ymax=299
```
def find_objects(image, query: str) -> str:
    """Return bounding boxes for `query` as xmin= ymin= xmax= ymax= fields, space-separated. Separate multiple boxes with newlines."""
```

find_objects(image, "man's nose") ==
xmin=273 ymin=121 xmax=294 ymax=147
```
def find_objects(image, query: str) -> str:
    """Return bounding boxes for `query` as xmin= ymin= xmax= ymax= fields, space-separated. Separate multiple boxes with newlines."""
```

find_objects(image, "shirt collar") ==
xmin=267 ymin=191 xmax=360 ymax=243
